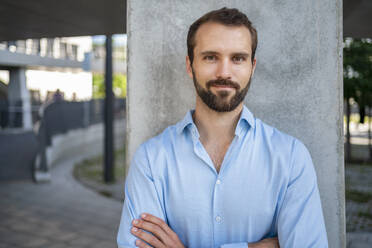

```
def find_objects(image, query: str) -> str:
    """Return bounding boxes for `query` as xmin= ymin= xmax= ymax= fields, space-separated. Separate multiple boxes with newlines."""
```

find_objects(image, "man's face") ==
xmin=186 ymin=22 xmax=256 ymax=112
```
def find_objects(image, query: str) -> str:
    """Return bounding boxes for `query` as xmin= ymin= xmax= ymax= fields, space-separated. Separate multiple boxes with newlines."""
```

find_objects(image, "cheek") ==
xmin=193 ymin=64 xmax=216 ymax=81
xmin=234 ymin=67 xmax=252 ymax=81
xmin=197 ymin=64 xmax=218 ymax=79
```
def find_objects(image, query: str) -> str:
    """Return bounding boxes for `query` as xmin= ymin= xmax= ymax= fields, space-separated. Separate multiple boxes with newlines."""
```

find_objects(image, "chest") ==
xmin=152 ymin=136 xmax=290 ymax=247
xmin=202 ymin=141 xmax=231 ymax=172
xmin=162 ymin=158 xmax=279 ymax=247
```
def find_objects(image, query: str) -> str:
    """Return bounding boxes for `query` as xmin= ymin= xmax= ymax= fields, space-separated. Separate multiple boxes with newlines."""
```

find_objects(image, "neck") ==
xmin=193 ymin=96 xmax=243 ymax=143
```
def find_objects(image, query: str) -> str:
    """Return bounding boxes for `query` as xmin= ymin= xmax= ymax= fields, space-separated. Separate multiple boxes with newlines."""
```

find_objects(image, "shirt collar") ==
xmin=176 ymin=110 xmax=195 ymax=135
xmin=176 ymin=105 xmax=255 ymax=137
xmin=234 ymin=105 xmax=255 ymax=138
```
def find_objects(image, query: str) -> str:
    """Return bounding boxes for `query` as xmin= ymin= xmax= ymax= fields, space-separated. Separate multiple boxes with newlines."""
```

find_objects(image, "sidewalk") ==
xmin=346 ymin=125 xmax=372 ymax=248
xmin=0 ymin=155 xmax=123 ymax=248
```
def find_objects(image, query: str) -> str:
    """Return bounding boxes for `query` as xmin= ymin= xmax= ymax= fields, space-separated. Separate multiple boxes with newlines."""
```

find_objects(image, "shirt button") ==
xmin=215 ymin=215 xmax=222 ymax=223
xmin=216 ymin=179 xmax=221 ymax=185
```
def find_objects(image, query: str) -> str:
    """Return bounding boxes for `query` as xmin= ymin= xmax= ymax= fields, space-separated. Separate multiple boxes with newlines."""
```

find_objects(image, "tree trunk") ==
xmin=359 ymin=104 xmax=365 ymax=124
xmin=369 ymin=106 xmax=372 ymax=161
xmin=345 ymin=98 xmax=352 ymax=162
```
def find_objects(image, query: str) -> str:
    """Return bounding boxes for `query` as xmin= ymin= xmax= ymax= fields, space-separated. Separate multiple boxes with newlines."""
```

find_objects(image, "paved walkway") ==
xmin=0 ymin=156 xmax=123 ymax=248
xmin=345 ymin=125 xmax=372 ymax=247
xmin=347 ymin=232 xmax=372 ymax=248
xmin=345 ymin=165 xmax=372 ymax=248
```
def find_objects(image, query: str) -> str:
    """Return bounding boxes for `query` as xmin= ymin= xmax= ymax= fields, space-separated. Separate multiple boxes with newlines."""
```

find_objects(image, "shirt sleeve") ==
xmin=117 ymin=144 xmax=167 ymax=248
xmin=276 ymin=140 xmax=328 ymax=248
xmin=220 ymin=242 xmax=248 ymax=248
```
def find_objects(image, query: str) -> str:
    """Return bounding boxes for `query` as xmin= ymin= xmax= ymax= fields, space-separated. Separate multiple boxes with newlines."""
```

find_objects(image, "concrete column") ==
xmin=8 ymin=68 xmax=32 ymax=129
xmin=127 ymin=0 xmax=344 ymax=247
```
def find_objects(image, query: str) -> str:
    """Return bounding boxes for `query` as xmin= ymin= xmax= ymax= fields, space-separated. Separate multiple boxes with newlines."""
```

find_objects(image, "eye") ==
xmin=203 ymin=55 xmax=217 ymax=61
xmin=232 ymin=55 xmax=246 ymax=63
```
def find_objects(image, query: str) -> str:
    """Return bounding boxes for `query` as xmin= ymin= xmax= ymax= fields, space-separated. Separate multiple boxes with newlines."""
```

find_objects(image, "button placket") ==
xmin=214 ymin=178 xmax=222 ymax=224
xmin=215 ymin=215 xmax=222 ymax=223
xmin=212 ymin=176 xmax=224 ymax=247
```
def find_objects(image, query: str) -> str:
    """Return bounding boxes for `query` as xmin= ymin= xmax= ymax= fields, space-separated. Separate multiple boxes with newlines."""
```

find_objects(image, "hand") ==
xmin=248 ymin=237 xmax=280 ymax=248
xmin=131 ymin=213 xmax=185 ymax=248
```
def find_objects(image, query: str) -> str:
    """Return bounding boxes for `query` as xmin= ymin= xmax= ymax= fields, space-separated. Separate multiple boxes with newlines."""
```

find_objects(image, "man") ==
xmin=117 ymin=7 xmax=328 ymax=248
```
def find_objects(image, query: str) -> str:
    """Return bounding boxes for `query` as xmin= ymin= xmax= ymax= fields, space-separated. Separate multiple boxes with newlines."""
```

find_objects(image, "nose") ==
xmin=215 ymin=58 xmax=232 ymax=79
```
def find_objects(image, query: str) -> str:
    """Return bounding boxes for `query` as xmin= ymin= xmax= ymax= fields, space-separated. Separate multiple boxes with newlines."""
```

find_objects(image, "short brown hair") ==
xmin=187 ymin=7 xmax=258 ymax=65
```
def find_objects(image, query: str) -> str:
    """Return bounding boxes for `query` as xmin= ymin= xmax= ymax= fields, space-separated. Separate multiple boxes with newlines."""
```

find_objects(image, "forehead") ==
xmin=194 ymin=22 xmax=252 ymax=54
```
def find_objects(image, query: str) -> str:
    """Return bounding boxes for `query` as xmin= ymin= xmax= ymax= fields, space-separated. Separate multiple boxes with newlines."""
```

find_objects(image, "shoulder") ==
xmin=140 ymin=124 xmax=178 ymax=156
xmin=253 ymin=118 xmax=313 ymax=172
xmin=254 ymin=118 xmax=298 ymax=152
xmin=252 ymin=119 xmax=317 ymax=192
xmin=130 ymin=124 xmax=178 ymax=171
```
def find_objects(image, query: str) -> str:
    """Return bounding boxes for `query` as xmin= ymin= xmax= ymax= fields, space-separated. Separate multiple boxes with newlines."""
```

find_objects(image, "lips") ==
xmin=211 ymin=85 xmax=235 ymax=89
xmin=206 ymin=79 xmax=240 ymax=90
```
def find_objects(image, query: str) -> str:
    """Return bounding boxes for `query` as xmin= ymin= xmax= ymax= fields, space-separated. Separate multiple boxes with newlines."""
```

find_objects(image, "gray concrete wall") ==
xmin=8 ymin=68 xmax=32 ymax=129
xmin=46 ymin=119 xmax=126 ymax=168
xmin=0 ymin=49 xmax=82 ymax=70
xmin=127 ymin=1 xmax=344 ymax=247
xmin=0 ymin=130 xmax=38 ymax=181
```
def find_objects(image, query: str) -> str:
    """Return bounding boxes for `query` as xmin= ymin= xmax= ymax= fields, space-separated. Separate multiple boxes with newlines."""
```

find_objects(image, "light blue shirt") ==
xmin=117 ymin=106 xmax=328 ymax=248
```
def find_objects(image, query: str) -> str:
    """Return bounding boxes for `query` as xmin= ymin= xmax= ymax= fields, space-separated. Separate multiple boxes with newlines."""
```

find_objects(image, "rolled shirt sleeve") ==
xmin=117 ymin=144 xmax=167 ymax=248
xmin=276 ymin=140 xmax=328 ymax=247
xmin=221 ymin=242 xmax=248 ymax=248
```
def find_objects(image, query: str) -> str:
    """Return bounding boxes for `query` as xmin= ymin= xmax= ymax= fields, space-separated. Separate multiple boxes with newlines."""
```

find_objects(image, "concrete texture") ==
xmin=0 ymin=0 xmax=126 ymax=41
xmin=127 ymin=0 xmax=344 ymax=247
xmin=0 ymin=130 xmax=38 ymax=181
xmin=344 ymin=0 xmax=372 ymax=38
xmin=0 ymin=49 xmax=82 ymax=70
xmin=8 ymin=68 xmax=32 ymax=129
xmin=46 ymin=119 xmax=126 ymax=169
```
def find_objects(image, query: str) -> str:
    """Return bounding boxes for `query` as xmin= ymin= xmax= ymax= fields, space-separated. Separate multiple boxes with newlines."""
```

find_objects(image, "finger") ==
xmin=132 ymin=219 xmax=171 ymax=244
xmin=140 ymin=213 xmax=174 ymax=236
xmin=131 ymin=227 xmax=164 ymax=248
xmin=135 ymin=239 xmax=152 ymax=248
xmin=262 ymin=237 xmax=280 ymax=248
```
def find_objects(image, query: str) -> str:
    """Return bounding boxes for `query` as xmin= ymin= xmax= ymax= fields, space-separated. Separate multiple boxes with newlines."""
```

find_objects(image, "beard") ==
xmin=192 ymin=69 xmax=252 ymax=112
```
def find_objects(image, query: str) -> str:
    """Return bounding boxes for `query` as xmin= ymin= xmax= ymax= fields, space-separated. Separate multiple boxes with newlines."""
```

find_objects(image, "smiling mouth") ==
xmin=211 ymin=85 xmax=235 ymax=89
xmin=206 ymin=79 xmax=240 ymax=90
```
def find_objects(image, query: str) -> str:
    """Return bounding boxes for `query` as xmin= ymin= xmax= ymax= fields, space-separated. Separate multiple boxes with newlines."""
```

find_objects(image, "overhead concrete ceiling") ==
xmin=0 ymin=0 xmax=126 ymax=41
xmin=0 ymin=1 xmax=370 ymax=41
xmin=344 ymin=0 xmax=372 ymax=38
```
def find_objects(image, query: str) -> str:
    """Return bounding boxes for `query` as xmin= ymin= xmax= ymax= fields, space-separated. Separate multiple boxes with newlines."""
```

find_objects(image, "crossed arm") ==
xmin=117 ymin=146 xmax=280 ymax=248
xmin=118 ymin=142 xmax=328 ymax=248
xmin=130 ymin=213 xmax=279 ymax=248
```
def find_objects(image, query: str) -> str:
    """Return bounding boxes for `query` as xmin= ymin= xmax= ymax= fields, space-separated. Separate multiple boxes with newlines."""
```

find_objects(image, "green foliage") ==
xmin=73 ymin=145 xmax=126 ymax=184
xmin=346 ymin=189 xmax=372 ymax=203
xmin=92 ymin=73 xmax=127 ymax=98
xmin=343 ymin=38 xmax=372 ymax=108
xmin=358 ymin=211 xmax=372 ymax=220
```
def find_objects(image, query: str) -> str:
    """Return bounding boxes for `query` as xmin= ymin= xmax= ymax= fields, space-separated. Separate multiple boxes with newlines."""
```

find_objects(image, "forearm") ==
xmin=220 ymin=237 xmax=279 ymax=248
xmin=247 ymin=237 xmax=280 ymax=248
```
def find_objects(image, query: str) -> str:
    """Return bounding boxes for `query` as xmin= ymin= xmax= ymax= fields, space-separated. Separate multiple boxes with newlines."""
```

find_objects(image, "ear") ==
xmin=186 ymin=55 xmax=193 ymax=79
xmin=251 ymin=57 xmax=257 ymax=77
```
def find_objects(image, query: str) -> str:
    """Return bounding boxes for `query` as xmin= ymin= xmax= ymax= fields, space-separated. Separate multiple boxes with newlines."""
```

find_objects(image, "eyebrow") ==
xmin=200 ymin=51 xmax=251 ymax=58
xmin=200 ymin=51 xmax=219 ymax=56
xmin=231 ymin=52 xmax=250 ymax=58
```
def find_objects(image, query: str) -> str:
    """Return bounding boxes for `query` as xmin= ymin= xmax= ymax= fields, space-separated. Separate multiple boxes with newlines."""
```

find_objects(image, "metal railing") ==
xmin=0 ymin=98 xmax=125 ymax=181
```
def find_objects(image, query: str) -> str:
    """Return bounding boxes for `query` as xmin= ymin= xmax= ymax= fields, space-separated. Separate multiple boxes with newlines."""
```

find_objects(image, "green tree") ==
xmin=343 ymin=38 xmax=372 ymax=162
xmin=92 ymin=73 xmax=127 ymax=99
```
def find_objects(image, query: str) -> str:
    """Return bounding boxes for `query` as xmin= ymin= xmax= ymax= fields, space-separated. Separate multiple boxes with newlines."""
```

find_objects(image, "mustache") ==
xmin=206 ymin=79 xmax=240 ymax=90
